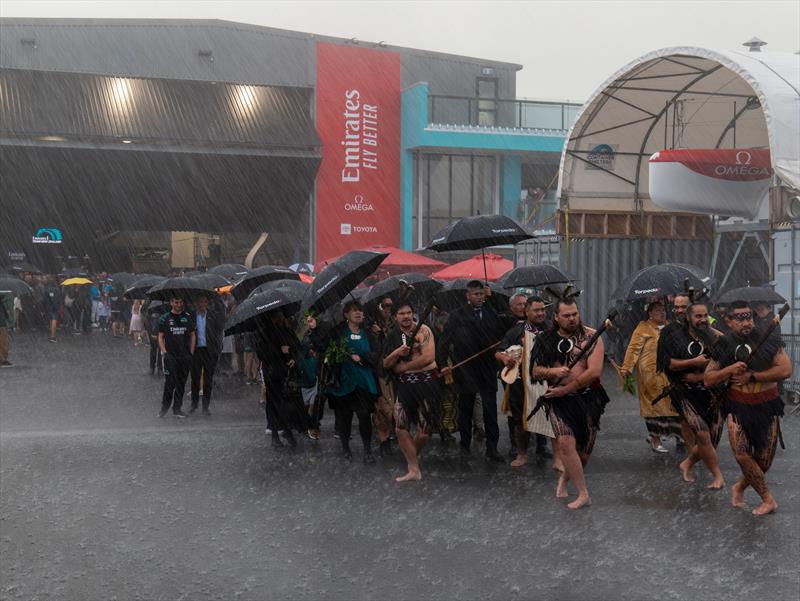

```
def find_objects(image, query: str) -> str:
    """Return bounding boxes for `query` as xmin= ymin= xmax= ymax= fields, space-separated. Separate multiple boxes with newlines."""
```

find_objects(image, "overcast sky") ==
xmin=2 ymin=0 xmax=798 ymax=101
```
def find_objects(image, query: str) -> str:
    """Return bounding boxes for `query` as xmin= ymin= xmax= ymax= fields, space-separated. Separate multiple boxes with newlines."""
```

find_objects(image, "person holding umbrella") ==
xmin=0 ymin=293 xmax=11 ymax=366
xmin=620 ymin=299 xmax=681 ymax=453
xmin=157 ymin=295 xmax=196 ymax=418
xmin=437 ymin=279 xmax=507 ymax=462
xmin=188 ymin=293 xmax=223 ymax=416
xmin=43 ymin=276 xmax=62 ymax=342
xmin=325 ymin=300 xmax=380 ymax=463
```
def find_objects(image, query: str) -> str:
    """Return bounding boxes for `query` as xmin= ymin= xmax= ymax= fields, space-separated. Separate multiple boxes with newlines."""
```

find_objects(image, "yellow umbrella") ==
xmin=61 ymin=277 xmax=93 ymax=286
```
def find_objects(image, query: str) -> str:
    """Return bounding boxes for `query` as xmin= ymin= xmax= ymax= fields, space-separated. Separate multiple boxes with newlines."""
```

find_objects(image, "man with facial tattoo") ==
xmin=705 ymin=301 xmax=791 ymax=516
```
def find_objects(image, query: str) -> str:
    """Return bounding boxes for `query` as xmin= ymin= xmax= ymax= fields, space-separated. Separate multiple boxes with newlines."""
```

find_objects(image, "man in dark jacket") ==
xmin=438 ymin=280 xmax=507 ymax=461
xmin=189 ymin=293 xmax=224 ymax=415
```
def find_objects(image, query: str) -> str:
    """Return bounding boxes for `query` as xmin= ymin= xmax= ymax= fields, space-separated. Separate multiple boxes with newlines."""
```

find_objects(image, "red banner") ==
xmin=315 ymin=42 xmax=401 ymax=262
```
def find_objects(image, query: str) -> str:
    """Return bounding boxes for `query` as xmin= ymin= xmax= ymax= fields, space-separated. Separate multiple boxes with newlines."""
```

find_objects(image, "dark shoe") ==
xmin=188 ymin=405 xmax=198 ymax=414
xmin=486 ymin=448 xmax=504 ymax=463
xmin=536 ymin=446 xmax=553 ymax=459
xmin=440 ymin=430 xmax=456 ymax=444
xmin=158 ymin=408 xmax=168 ymax=418
xmin=271 ymin=436 xmax=283 ymax=449
xmin=283 ymin=432 xmax=298 ymax=448
xmin=202 ymin=408 xmax=211 ymax=416
xmin=508 ymin=446 xmax=518 ymax=459
xmin=363 ymin=451 xmax=376 ymax=464
xmin=173 ymin=411 xmax=188 ymax=419
xmin=0 ymin=361 xmax=12 ymax=367
xmin=342 ymin=446 xmax=353 ymax=461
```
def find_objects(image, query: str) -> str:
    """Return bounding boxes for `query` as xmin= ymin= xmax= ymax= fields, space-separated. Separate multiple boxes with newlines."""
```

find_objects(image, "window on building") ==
xmin=476 ymin=77 xmax=498 ymax=126
xmin=416 ymin=153 xmax=497 ymax=246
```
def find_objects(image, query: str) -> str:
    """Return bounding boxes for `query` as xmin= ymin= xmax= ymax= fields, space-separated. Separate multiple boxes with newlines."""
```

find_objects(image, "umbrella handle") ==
xmin=482 ymin=248 xmax=488 ymax=285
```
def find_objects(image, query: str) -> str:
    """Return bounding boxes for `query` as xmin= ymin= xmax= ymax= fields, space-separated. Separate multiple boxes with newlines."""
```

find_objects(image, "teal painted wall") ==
xmin=400 ymin=82 xmax=565 ymax=249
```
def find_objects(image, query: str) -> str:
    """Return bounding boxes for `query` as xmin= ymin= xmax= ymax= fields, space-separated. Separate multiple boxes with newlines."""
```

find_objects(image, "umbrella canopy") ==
xmin=61 ymin=277 xmax=93 ymax=286
xmin=191 ymin=273 xmax=231 ymax=289
xmin=716 ymin=286 xmax=786 ymax=305
xmin=315 ymin=245 xmax=446 ymax=276
xmin=288 ymin=262 xmax=315 ymax=274
xmin=146 ymin=276 xmax=215 ymax=302
xmin=59 ymin=267 xmax=89 ymax=279
xmin=500 ymin=264 xmax=572 ymax=289
xmin=363 ymin=273 xmax=443 ymax=308
xmin=0 ymin=277 xmax=33 ymax=296
xmin=610 ymin=264 xmax=707 ymax=304
xmin=224 ymin=287 xmax=305 ymax=335
xmin=231 ymin=266 xmax=300 ymax=301
xmin=208 ymin=263 xmax=250 ymax=280
xmin=432 ymin=253 xmax=514 ymax=282
xmin=4 ymin=261 xmax=42 ymax=274
xmin=124 ymin=275 xmax=167 ymax=299
xmin=302 ymin=250 xmax=389 ymax=314
xmin=107 ymin=272 xmax=138 ymax=286
xmin=434 ymin=278 xmax=510 ymax=313
xmin=425 ymin=214 xmax=533 ymax=252
xmin=250 ymin=278 xmax=310 ymax=298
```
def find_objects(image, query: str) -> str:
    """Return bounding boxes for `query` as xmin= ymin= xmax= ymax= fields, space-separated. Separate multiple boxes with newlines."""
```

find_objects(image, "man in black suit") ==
xmin=439 ymin=279 xmax=506 ymax=462
xmin=189 ymin=294 xmax=224 ymax=415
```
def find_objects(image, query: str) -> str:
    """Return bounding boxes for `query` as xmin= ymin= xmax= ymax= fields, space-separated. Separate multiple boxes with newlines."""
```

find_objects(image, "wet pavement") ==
xmin=1 ymin=331 xmax=799 ymax=600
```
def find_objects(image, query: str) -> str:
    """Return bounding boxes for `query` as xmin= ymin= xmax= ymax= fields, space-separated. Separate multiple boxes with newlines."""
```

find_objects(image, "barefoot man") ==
xmin=705 ymin=301 xmax=791 ymax=515
xmin=658 ymin=302 xmax=725 ymax=489
xmin=383 ymin=301 xmax=441 ymax=482
xmin=530 ymin=298 xmax=609 ymax=509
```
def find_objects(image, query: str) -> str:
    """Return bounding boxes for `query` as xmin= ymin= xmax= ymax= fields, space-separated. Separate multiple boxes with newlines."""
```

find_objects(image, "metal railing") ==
xmin=428 ymin=95 xmax=582 ymax=131
xmin=783 ymin=334 xmax=800 ymax=404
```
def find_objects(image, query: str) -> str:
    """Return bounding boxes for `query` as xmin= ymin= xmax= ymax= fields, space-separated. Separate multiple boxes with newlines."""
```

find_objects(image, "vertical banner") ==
xmin=315 ymin=42 xmax=401 ymax=262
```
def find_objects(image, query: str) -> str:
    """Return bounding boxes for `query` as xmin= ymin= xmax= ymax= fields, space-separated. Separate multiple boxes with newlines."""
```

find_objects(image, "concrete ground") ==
xmin=1 ymin=331 xmax=798 ymax=600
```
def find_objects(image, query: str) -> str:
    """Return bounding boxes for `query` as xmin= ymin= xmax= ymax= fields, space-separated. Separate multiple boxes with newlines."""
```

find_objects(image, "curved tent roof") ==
xmin=557 ymin=47 xmax=800 ymax=215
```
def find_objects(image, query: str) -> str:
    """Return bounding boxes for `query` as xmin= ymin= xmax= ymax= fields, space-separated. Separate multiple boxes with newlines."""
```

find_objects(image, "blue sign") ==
xmin=32 ymin=227 xmax=63 ymax=244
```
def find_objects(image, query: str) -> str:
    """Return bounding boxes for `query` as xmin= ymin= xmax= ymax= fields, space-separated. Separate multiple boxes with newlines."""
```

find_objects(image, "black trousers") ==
xmin=190 ymin=347 xmax=218 ymax=409
xmin=162 ymin=354 xmax=191 ymax=412
xmin=149 ymin=336 xmax=163 ymax=373
xmin=458 ymin=387 xmax=500 ymax=450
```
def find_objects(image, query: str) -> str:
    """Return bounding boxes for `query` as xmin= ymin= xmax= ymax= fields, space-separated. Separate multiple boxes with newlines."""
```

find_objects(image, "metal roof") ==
xmin=0 ymin=18 xmax=522 ymax=86
xmin=0 ymin=68 xmax=320 ymax=154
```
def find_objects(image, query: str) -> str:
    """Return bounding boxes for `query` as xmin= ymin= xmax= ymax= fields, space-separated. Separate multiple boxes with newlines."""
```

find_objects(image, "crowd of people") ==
xmin=151 ymin=276 xmax=791 ymax=515
xmin=1 ymin=268 xmax=792 ymax=515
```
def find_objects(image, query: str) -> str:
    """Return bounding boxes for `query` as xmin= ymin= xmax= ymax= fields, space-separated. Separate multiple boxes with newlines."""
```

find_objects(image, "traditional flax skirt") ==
xmin=644 ymin=416 xmax=683 ymax=439
xmin=677 ymin=386 xmax=723 ymax=448
xmin=546 ymin=384 xmax=610 ymax=455
xmin=394 ymin=370 xmax=442 ymax=435
xmin=724 ymin=388 xmax=784 ymax=455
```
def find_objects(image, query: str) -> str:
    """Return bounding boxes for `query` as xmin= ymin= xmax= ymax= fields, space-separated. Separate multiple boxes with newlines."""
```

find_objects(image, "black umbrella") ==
xmin=425 ymin=214 xmax=533 ymax=283
xmin=435 ymin=278 xmax=510 ymax=313
xmin=250 ymin=278 xmax=310 ymax=298
xmin=107 ymin=272 xmax=138 ymax=287
xmin=0 ymin=277 xmax=33 ymax=296
xmin=224 ymin=287 xmax=305 ymax=335
xmin=500 ymin=264 xmax=572 ymax=290
xmin=716 ymin=286 xmax=786 ymax=305
xmin=209 ymin=263 xmax=250 ymax=280
xmin=191 ymin=273 xmax=231 ymax=289
xmin=59 ymin=267 xmax=89 ymax=279
xmin=363 ymin=273 xmax=443 ymax=308
xmin=301 ymin=250 xmax=389 ymax=314
xmin=610 ymin=264 xmax=707 ymax=304
xmin=231 ymin=265 xmax=300 ymax=301
xmin=124 ymin=275 xmax=167 ymax=299
xmin=4 ymin=261 xmax=42 ymax=274
xmin=146 ymin=276 xmax=215 ymax=302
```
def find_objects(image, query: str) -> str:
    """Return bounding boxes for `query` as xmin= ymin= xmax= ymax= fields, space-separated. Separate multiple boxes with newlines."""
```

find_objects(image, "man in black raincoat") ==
xmin=438 ymin=280 xmax=506 ymax=461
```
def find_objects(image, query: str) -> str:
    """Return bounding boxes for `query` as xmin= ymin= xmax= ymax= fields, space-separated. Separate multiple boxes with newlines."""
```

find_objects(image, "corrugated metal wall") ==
xmin=517 ymin=236 xmax=713 ymax=328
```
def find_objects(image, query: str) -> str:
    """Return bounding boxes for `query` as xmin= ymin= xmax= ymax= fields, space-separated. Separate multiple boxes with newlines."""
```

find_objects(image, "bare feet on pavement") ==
xmin=567 ymin=494 xmax=591 ymax=510
xmin=679 ymin=459 xmax=695 ymax=483
xmin=731 ymin=481 xmax=747 ymax=508
xmin=395 ymin=470 xmax=422 ymax=482
xmin=752 ymin=499 xmax=777 ymax=516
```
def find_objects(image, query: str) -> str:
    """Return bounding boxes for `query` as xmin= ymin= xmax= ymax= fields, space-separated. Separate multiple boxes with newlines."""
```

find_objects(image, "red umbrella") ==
xmin=315 ymin=245 xmax=446 ymax=276
xmin=432 ymin=253 xmax=514 ymax=282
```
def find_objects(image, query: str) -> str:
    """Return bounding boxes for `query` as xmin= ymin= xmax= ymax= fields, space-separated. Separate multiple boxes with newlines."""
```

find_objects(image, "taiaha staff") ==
xmin=527 ymin=309 xmax=618 ymax=420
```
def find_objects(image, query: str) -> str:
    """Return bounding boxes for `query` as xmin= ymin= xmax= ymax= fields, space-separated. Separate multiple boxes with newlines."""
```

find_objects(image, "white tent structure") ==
xmin=558 ymin=45 xmax=799 ymax=216
xmin=556 ymin=45 xmax=799 ymax=293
